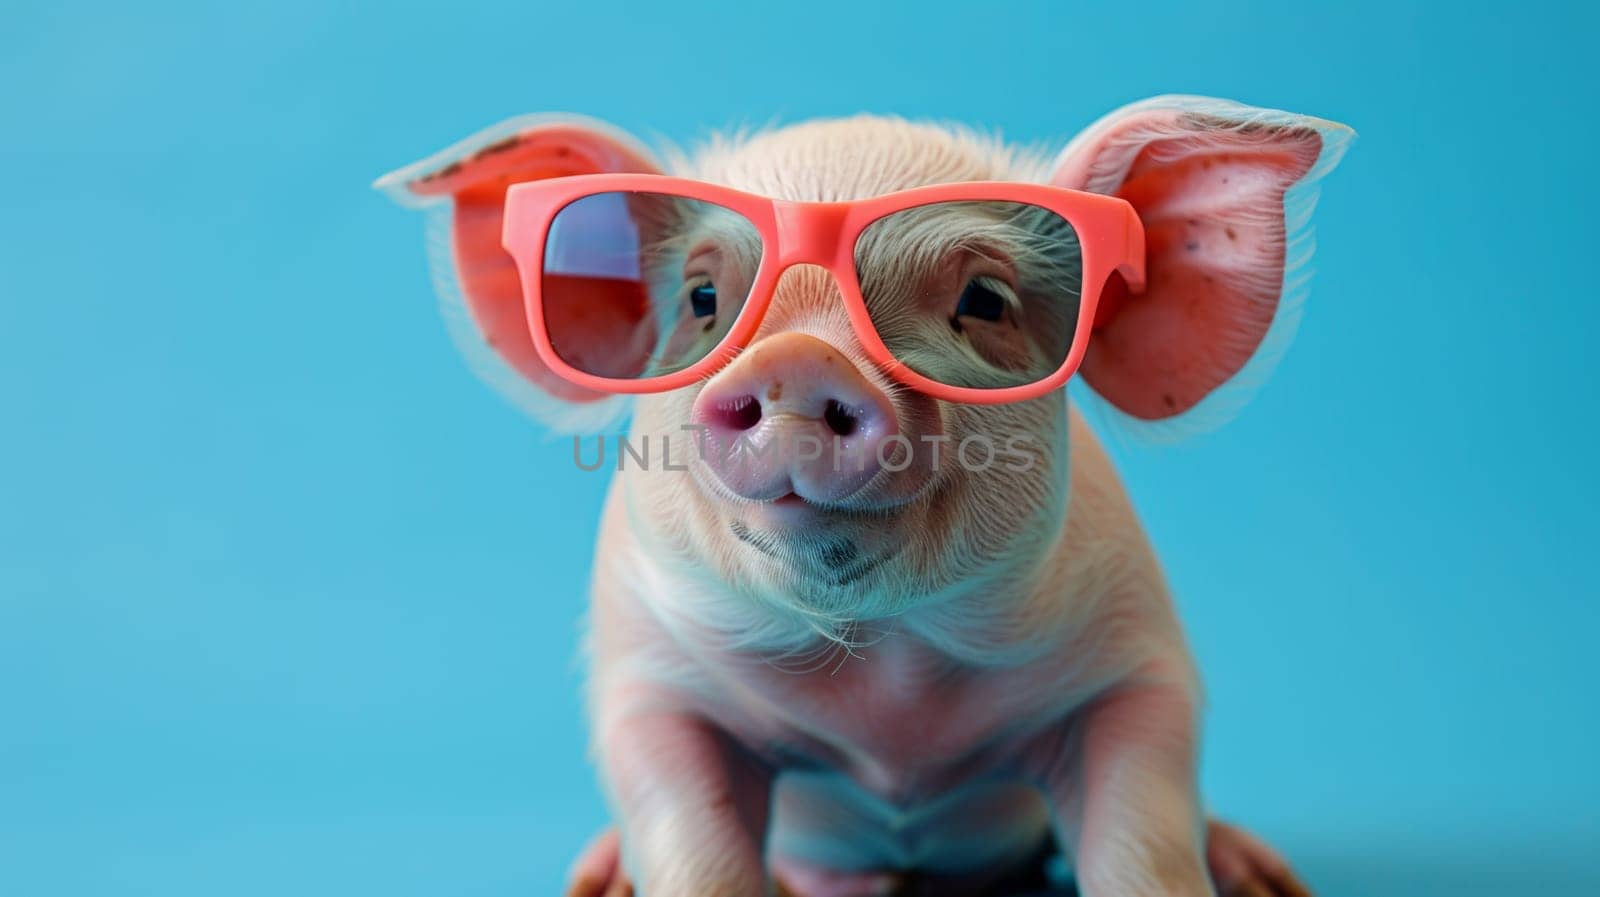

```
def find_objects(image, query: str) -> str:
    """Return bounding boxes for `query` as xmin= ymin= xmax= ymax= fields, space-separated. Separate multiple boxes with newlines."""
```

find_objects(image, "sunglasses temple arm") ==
xmin=1118 ymin=203 xmax=1148 ymax=294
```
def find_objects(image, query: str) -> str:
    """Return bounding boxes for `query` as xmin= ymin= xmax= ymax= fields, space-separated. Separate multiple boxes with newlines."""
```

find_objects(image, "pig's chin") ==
xmin=719 ymin=494 xmax=914 ymax=593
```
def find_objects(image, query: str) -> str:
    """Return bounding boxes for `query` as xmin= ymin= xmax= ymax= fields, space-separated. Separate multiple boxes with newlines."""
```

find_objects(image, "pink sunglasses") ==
xmin=501 ymin=175 xmax=1145 ymax=404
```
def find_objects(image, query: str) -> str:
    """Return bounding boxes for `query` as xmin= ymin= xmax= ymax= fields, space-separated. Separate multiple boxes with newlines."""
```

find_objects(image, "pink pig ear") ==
xmin=1053 ymin=96 xmax=1352 ymax=432
xmin=375 ymin=115 xmax=663 ymax=431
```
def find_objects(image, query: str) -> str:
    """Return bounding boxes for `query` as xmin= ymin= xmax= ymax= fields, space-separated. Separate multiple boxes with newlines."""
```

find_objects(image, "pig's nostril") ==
xmin=713 ymin=394 xmax=763 ymax=432
xmin=823 ymin=399 xmax=859 ymax=437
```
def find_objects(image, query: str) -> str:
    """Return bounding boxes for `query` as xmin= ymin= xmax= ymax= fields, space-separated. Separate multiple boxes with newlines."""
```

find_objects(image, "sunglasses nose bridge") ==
xmin=773 ymin=201 xmax=849 ymax=270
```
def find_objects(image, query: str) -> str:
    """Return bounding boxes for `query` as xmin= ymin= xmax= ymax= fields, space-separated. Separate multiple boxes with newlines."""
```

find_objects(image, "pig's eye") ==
xmin=688 ymin=282 xmax=717 ymax=318
xmin=950 ymin=276 xmax=1012 ymax=332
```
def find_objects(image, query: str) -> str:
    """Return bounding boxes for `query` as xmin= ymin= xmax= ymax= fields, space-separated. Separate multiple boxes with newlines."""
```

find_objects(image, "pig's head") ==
xmin=377 ymin=97 xmax=1350 ymax=640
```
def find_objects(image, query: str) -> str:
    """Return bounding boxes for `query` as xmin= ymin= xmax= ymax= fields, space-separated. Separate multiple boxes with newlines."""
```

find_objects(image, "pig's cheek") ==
xmin=866 ymin=393 xmax=949 ymax=504
xmin=940 ymin=401 xmax=1067 ymax=537
xmin=623 ymin=395 xmax=718 ymax=535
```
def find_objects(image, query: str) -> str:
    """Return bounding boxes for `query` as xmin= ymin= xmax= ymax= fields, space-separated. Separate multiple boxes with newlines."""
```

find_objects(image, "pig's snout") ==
xmin=691 ymin=333 xmax=898 ymax=505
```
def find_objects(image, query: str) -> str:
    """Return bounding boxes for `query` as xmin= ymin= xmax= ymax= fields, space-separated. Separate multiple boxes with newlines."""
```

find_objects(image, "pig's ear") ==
xmin=1053 ymin=96 xmax=1353 ymax=437
xmin=375 ymin=115 xmax=663 ymax=432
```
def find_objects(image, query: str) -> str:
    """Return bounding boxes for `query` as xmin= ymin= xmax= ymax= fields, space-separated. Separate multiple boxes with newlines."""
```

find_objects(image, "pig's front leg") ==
xmin=1045 ymin=679 xmax=1211 ymax=897
xmin=596 ymin=707 xmax=773 ymax=897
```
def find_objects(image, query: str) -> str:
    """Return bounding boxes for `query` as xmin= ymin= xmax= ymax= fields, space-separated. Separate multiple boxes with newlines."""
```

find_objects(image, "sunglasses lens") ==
xmin=853 ymin=200 xmax=1083 ymax=391
xmin=541 ymin=192 xmax=763 ymax=380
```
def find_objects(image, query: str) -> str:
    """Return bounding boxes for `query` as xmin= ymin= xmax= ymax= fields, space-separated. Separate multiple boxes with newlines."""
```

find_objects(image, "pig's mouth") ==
xmin=728 ymin=516 xmax=895 ymax=588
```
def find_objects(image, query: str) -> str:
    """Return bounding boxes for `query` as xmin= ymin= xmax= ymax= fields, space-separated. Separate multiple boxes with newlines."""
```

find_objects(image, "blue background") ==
xmin=3 ymin=1 xmax=1596 ymax=894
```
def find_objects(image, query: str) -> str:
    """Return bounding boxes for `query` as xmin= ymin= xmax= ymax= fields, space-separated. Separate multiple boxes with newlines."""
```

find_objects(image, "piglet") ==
xmin=378 ymin=96 xmax=1350 ymax=897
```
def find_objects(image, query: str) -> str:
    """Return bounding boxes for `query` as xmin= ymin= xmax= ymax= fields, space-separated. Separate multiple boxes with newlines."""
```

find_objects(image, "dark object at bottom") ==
xmin=887 ymin=842 xmax=1078 ymax=897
